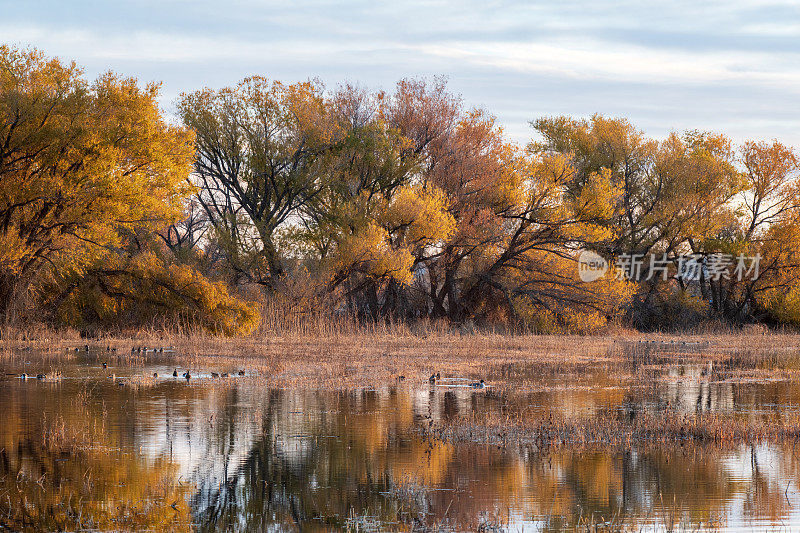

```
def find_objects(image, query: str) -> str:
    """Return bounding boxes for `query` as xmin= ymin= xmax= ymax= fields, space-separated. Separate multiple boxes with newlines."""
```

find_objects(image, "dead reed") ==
xmin=4 ymin=327 xmax=800 ymax=389
xmin=432 ymin=408 xmax=800 ymax=450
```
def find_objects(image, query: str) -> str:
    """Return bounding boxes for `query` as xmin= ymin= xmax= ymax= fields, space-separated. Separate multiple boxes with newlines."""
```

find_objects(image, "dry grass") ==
xmin=432 ymin=409 xmax=800 ymax=450
xmin=122 ymin=331 xmax=618 ymax=389
xmin=3 ymin=328 xmax=800 ymax=388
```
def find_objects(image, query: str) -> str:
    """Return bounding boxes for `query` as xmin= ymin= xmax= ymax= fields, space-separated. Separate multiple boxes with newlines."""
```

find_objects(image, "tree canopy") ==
xmin=0 ymin=45 xmax=257 ymax=334
xmin=3 ymin=44 xmax=800 ymax=333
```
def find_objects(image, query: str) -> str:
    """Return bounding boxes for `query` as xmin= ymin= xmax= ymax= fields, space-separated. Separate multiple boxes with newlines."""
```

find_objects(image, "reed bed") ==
xmin=431 ymin=409 xmax=800 ymax=451
xmin=4 ymin=328 xmax=800 ymax=388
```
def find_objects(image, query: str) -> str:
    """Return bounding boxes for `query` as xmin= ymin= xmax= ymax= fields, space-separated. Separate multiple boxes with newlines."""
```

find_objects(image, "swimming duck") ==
xmin=173 ymin=369 xmax=178 ymax=377
xmin=36 ymin=374 xmax=45 ymax=380
xmin=238 ymin=370 xmax=245 ymax=376
xmin=102 ymin=362 xmax=108 ymax=369
xmin=221 ymin=372 xmax=229 ymax=378
xmin=20 ymin=373 xmax=27 ymax=379
xmin=211 ymin=372 xmax=219 ymax=378
xmin=183 ymin=371 xmax=191 ymax=380
xmin=429 ymin=373 xmax=437 ymax=384
xmin=153 ymin=372 xmax=158 ymax=378
xmin=470 ymin=379 xmax=486 ymax=389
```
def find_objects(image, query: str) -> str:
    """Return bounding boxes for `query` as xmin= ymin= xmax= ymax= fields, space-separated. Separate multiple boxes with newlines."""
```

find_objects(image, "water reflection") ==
xmin=2 ymin=358 xmax=800 ymax=530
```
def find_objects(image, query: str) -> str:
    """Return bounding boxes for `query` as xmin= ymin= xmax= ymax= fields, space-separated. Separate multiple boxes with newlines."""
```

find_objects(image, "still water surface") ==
xmin=2 ymin=353 xmax=800 ymax=531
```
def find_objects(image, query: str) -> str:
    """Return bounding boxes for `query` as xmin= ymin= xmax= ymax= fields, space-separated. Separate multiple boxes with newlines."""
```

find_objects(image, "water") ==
xmin=2 ymin=353 xmax=800 ymax=531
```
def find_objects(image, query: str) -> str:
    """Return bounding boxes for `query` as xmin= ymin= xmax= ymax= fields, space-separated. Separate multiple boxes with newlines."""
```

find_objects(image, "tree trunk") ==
xmin=0 ymin=273 xmax=19 ymax=320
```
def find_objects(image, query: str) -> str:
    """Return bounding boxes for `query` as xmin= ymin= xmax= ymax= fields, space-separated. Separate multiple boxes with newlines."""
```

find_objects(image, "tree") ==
xmin=287 ymin=85 xmax=632 ymax=328
xmin=531 ymin=116 xmax=741 ymax=328
xmin=53 ymin=249 xmax=260 ymax=335
xmin=703 ymin=141 xmax=800 ymax=322
xmin=178 ymin=77 xmax=340 ymax=288
xmin=0 ymin=45 xmax=194 ymax=317
xmin=290 ymin=79 xmax=459 ymax=319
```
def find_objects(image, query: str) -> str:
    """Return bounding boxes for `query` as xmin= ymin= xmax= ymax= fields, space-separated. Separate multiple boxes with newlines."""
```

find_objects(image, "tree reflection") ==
xmin=3 ymin=372 xmax=800 ymax=531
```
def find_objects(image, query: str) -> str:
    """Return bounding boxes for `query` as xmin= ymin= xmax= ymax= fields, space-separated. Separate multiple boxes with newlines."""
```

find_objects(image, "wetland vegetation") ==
xmin=4 ymin=43 xmax=800 ymax=531
xmin=3 ymin=332 xmax=800 ymax=530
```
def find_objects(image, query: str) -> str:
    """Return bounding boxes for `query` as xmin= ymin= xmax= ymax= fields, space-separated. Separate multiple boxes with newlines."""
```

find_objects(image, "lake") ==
xmin=2 ymin=348 xmax=800 ymax=531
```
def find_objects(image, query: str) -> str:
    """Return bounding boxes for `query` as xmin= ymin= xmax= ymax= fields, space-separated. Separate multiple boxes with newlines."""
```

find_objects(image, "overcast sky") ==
xmin=2 ymin=0 xmax=799 ymax=146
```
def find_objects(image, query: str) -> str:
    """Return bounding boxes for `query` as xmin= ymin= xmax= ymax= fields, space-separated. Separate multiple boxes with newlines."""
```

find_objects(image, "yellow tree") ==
xmin=293 ymin=80 xmax=458 ymax=319
xmin=412 ymin=106 xmax=630 ymax=328
xmin=0 ymin=45 xmax=194 ymax=316
xmin=707 ymin=140 xmax=800 ymax=322
xmin=304 ymin=84 xmax=631 ymax=327
xmin=531 ymin=116 xmax=741 ymax=328
xmin=531 ymin=116 xmax=740 ymax=261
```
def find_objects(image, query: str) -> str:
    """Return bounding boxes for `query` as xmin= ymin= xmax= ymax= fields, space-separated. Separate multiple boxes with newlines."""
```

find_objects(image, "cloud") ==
xmin=412 ymin=38 xmax=800 ymax=88
xmin=1 ymin=0 xmax=799 ymax=146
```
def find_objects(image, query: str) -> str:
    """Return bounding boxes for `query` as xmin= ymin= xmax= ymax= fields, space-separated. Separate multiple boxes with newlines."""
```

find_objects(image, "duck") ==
xmin=183 ymin=371 xmax=191 ymax=380
xmin=173 ymin=369 xmax=178 ymax=377
xmin=36 ymin=374 xmax=45 ymax=380
xmin=221 ymin=372 xmax=229 ymax=378
xmin=102 ymin=362 xmax=108 ymax=369
xmin=211 ymin=372 xmax=219 ymax=378
xmin=152 ymin=372 xmax=158 ymax=378
xmin=238 ymin=370 xmax=245 ymax=376
xmin=470 ymin=379 xmax=486 ymax=389
xmin=20 ymin=373 xmax=27 ymax=380
xmin=429 ymin=373 xmax=437 ymax=384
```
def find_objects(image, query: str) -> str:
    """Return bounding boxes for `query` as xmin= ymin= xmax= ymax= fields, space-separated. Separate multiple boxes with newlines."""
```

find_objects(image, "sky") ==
xmin=2 ymin=0 xmax=799 ymax=146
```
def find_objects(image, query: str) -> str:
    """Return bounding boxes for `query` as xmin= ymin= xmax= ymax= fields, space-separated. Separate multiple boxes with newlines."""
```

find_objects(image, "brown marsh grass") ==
xmin=430 ymin=407 xmax=800 ymax=450
xmin=5 ymin=328 xmax=800 ymax=447
xmin=3 ymin=328 xmax=800 ymax=388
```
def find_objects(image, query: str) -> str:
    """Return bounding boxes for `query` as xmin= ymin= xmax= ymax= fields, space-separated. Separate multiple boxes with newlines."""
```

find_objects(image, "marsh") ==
xmin=2 ymin=333 xmax=800 ymax=531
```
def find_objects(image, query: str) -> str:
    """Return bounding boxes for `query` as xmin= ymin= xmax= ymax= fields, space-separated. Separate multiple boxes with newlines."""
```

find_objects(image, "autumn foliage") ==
xmin=0 ymin=45 xmax=257 ymax=334
xmin=2 ymin=45 xmax=800 ymax=334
